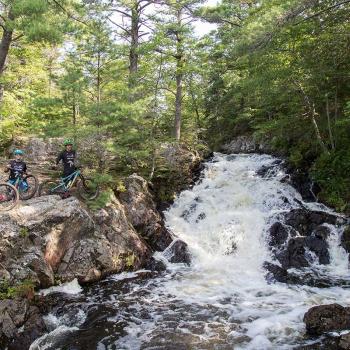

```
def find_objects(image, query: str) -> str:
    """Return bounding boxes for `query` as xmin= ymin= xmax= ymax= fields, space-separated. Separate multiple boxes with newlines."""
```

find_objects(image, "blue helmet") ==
xmin=13 ymin=149 xmax=24 ymax=155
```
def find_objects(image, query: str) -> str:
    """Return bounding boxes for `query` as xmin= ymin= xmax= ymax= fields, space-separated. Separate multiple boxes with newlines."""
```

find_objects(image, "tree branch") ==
xmin=49 ymin=0 xmax=89 ymax=26
xmin=294 ymin=0 xmax=350 ymax=24
xmin=107 ymin=17 xmax=131 ymax=34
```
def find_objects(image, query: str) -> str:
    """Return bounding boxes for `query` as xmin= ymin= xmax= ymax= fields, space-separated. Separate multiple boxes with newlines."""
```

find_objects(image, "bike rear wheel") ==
xmin=19 ymin=175 xmax=38 ymax=200
xmin=0 ymin=183 xmax=19 ymax=211
xmin=38 ymin=180 xmax=62 ymax=196
xmin=77 ymin=177 xmax=99 ymax=201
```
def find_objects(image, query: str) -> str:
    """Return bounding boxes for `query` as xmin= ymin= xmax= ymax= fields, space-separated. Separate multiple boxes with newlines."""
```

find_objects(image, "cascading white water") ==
xmin=155 ymin=153 xmax=350 ymax=348
xmin=30 ymin=153 xmax=350 ymax=350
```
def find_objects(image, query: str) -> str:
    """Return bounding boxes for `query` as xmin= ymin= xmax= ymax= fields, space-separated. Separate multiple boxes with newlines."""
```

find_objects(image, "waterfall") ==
xmin=30 ymin=153 xmax=350 ymax=350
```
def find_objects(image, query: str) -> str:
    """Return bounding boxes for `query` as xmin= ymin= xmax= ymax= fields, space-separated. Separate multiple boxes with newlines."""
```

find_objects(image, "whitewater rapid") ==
xmin=30 ymin=153 xmax=350 ymax=350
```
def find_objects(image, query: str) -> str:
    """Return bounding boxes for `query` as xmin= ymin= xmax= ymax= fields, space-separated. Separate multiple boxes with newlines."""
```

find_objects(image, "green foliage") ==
xmin=312 ymin=150 xmax=350 ymax=212
xmin=19 ymin=227 xmax=29 ymax=238
xmin=87 ymin=189 xmax=112 ymax=211
xmin=0 ymin=279 xmax=35 ymax=300
xmin=203 ymin=0 xmax=350 ymax=210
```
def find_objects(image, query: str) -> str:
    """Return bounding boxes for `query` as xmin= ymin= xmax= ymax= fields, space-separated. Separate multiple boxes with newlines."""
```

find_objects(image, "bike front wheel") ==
xmin=0 ymin=183 xmax=19 ymax=211
xmin=19 ymin=175 xmax=38 ymax=200
xmin=77 ymin=177 xmax=100 ymax=201
xmin=38 ymin=180 xmax=62 ymax=197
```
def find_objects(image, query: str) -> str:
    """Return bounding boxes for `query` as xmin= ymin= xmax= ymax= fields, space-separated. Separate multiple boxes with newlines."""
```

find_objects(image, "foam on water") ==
xmin=39 ymin=278 xmax=82 ymax=296
xmin=30 ymin=153 xmax=350 ymax=350
xmin=154 ymin=153 xmax=350 ymax=348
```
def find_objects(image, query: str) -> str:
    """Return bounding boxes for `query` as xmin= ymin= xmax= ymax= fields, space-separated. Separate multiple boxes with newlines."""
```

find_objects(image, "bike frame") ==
xmin=9 ymin=172 xmax=27 ymax=191
xmin=50 ymin=170 xmax=81 ymax=193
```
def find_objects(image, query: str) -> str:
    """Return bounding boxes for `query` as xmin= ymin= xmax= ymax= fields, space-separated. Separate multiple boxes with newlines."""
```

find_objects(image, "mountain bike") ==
xmin=8 ymin=169 xmax=38 ymax=200
xmin=0 ymin=182 xmax=19 ymax=211
xmin=38 ymin=169 xmax=99 ymax=201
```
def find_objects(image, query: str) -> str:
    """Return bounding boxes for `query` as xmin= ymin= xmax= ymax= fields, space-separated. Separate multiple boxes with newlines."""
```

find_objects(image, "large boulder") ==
xmin=341 ymin=225 xmax=350 ymax=255
xmin=304 ymin=304 xmax=350 ymax=336
xmin=0 ymin=298 xmax=46 ymax=350
xmin=0 ymin=195 xmax=151 ymax=287
xmin=119 ymin=174 xmax=173 ymax=251
xmin=162 ymin=239 xmax=191 ymax=265
xmin=284 ymin=209 xmax=338 ymax=236
xmin=267 ymin=207 xmax=342 ymax=273
xmin=152 ymin=143 xmax=206 ymax=205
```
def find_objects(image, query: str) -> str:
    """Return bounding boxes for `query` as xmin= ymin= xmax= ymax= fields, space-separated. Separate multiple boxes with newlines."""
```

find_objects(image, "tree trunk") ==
xmin=326 ymin=95 xmax=335 ymax=150
xmin=174 ymin=62 xmax=183 ymax=141
xmin=129 ymin=4 xmax=139 ymax=87
xmin=174 ymin=9 xmax=183 ymax=141
xmin=0 ymin=28 xmax=13 ymax=103
xmin=294 ymin=81 xmax=329 ymax=155
xmin=310 ymin=102 xmax=329 ymax=154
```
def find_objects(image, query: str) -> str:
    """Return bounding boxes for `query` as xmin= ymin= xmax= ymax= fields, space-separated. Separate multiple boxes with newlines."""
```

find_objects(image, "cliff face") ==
xmin=0 ymin=175 xmax=174 ymax=289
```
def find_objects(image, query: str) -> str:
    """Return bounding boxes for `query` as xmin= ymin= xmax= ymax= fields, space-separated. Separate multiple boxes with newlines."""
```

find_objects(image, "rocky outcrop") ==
xmin=152 ymin=143 xmax=208 ymax=206
xmin=0 ymin=173 xmax=191 ymax=290
xmin=0 ymin=172 xmax=194 ymax=349
xmin=341 ymin=225 xmax=350 ymax=256
xmin=119 ymin=174 xmax=173 ymax=251
xmin=265 ymin=208 xmax=345 ymax=285
xmin=0 ymin=195 xmax=152 ymax=287
xmin=221 ymin=136 xmax=271 ymax=154
xmin=0 ymin=298 xmax=46 ymax=350
xmin=304 ymin=304 xmax=350 ymax=336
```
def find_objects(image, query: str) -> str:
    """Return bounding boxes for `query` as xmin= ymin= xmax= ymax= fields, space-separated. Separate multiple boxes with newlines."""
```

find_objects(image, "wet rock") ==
xmin=304 ymin=236 xmax=329 ymax=265
xmin=256 ymin=160 xmax=282 ymax=178
xmin=304 ymin=304 xmax=350 ymax=335
xmin=164 ymin=240 xmax=191 ymax=265
xmin=313 ymin=225 xmax=332 ymax=241
xmin=288 ymin=170 xmax=318 ymax=202
xmin=0 ymin=299 xmax=46 ymax=350
xmin=277 ymin=237 xmax=309 ymax=269
xmin=294 ymin=337 xmax=340 ymax=350
xmin=339 ymin=333 xmax=350 ymax=350
xmin=276 ymin=234 xmax=330 ymax=269
xmin=145 ymin=257 xmax=167 ymax=272
xmin=264 ymin=262 xmax=350 ymax=288
xmin=118 ymin=174 xmax=173 ymax=251
xmin=264 ymin=262 xmax=289 ymax=284
xmin=268 ymin=222 xmax=292 ymax=247
xmin=284 ymin=209 xmax=337 ymax=236
xmin=341 ymin=225 xmax=350 ymax=254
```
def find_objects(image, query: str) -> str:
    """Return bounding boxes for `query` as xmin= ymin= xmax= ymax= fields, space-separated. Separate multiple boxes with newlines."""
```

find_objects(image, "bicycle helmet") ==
xmin=13 ymin=149 xmax=24 ymax=155
xmin=63 ymin=139 xmax=74 ymax=146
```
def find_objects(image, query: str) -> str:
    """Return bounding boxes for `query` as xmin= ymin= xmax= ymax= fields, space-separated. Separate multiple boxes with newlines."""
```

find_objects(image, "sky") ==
xmin=194 ymin=0 xmax=220 ymax=37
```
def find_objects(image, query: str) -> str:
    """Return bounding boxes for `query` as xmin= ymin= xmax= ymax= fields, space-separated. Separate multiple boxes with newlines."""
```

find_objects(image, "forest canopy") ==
xmin=0 ymin=0 xmax=349 ymax=209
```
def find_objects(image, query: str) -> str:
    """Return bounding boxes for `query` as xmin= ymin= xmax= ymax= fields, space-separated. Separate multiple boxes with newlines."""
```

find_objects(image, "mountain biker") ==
xmin=56 ymin=139 xmax=78 ymax=179
xmin=5 ymin=149 xmax=28 ymax=187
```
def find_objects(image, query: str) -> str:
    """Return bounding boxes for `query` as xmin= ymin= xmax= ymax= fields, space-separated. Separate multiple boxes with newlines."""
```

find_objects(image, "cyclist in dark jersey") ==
xmin=5 ymin=149 xmax=27 ymax=182
xmin=4 ymin=149 xmax=29 ymax=191
xmin=56 ymin=139 xmax=77 ymax=178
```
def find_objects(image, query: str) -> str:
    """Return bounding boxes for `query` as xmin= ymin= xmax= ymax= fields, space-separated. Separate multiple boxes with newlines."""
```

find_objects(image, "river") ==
xmin=30 ymin=153 xmax=350 ymax=350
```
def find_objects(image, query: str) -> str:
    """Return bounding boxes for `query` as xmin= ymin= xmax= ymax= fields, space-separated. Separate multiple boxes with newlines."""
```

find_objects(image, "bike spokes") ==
xmin=77 ymin=177 xmax=99 ymax=200
xmin=0 ymin=184 xmax=19 ymax=211
xmin=19 ymin=175 xmax=38 ymax=200
xmin=38 ymin=180 xmax=61 ymax=196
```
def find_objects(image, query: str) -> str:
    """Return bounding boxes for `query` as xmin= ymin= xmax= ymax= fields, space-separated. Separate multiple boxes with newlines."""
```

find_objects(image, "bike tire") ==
xmin=77 ymin=177 xmax=100 ymax=201
xmin=38 ymin=180 xmax=61 ymax=197
xmin=19 ymin=175 xmax=38 ymax=200
xmin=0 ymin=183 xmax=19 ymax=211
